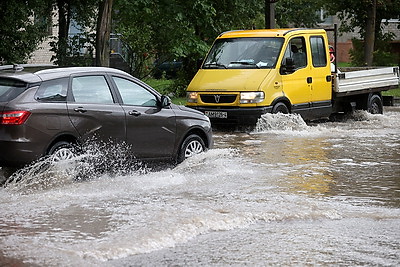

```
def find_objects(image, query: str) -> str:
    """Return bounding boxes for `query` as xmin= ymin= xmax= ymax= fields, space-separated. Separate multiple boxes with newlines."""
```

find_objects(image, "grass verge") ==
xmin=382 ymin=87 xmax=400 ymax=97
xmin=143 ymin=78 xmax=186 ymax=105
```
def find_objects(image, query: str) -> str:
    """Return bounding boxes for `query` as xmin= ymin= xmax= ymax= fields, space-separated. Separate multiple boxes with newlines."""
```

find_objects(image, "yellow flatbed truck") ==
xmin=186 ymin=28 xmax=399 ymax=125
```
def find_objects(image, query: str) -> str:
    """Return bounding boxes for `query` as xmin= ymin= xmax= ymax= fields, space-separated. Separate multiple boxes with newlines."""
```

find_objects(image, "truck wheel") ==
xmin=367 ymin=94 xmax=383 ymax=114
xmin=272 ymin=102 xmax=289 ymax=114
xmin=177 ymin=134 xmax=205 ymax=163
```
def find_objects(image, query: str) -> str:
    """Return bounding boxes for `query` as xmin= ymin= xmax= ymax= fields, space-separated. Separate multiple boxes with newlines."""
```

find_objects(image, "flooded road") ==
xmin=1 ymin=107 xmax=399 ymax=266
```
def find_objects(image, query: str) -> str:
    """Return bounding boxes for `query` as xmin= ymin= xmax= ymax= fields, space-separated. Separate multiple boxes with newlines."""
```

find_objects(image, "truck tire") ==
xmin=177 ymin=134 xmax=205 ymax=163
xmin=272 ymin=102 xmax=289 ymax=114
xmin=367 ymin=94 xmax=383 ymax=114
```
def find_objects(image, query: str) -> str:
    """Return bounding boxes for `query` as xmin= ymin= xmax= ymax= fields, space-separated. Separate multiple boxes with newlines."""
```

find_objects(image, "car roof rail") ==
xmin=0 ymin=64 xmax=57 ymax=72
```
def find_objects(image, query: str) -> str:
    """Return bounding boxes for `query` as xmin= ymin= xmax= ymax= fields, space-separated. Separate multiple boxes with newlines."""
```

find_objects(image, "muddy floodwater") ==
xmin=1 ymin=107 xmax=399 ymax=266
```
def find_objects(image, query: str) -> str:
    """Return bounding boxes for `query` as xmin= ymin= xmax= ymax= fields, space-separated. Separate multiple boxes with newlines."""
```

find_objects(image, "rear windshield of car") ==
xmin=0 ymin=78 xmax=28 ymax=102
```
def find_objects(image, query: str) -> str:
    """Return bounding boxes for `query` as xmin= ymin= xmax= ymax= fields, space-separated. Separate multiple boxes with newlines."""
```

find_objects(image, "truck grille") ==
xmin=200 ymin=94 xmax=237 ymax=104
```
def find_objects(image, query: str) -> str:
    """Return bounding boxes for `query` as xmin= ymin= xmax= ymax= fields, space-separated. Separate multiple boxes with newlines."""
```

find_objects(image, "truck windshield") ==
xmin=203 ymin=37 xmax=284 ymax=69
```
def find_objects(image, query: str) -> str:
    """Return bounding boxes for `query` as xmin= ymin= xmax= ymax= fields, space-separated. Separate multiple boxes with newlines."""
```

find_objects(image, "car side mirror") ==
xmin=159 ymin=95 xmax=171 ymax=108
xmin=280 ymin=58 xmax=295 ymax=74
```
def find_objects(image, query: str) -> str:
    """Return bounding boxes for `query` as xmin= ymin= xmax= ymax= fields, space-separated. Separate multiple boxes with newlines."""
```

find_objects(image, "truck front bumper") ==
xmin=188 ymin=106 xmax=272 ymax=125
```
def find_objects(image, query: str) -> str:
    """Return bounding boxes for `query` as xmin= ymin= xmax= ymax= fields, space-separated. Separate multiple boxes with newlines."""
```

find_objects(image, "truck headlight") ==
xmin=186 ymin=92 xmax=198 ymax=103
xmin=240 ymin=92 xmax=264 ymax=103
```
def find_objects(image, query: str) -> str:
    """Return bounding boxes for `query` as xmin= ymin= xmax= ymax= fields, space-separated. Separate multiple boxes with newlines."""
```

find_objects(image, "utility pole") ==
xmin=265 ymin=0 xmax=278 ymax=29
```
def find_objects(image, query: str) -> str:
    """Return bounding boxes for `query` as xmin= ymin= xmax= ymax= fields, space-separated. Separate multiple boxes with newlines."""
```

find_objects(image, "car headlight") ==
xmin=186 ymin=92 xmax=198 ymax=103
xmin=240 ymin=92 xmax=264 ymax=104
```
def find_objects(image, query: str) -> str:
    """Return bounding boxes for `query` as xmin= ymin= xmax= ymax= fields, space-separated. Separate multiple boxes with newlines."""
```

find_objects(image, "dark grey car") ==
xmin=0 ymin=66 xmax=212 ymax=172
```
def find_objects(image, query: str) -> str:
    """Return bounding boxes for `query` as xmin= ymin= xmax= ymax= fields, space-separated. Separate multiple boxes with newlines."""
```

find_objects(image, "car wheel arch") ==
xmin=46 ymin=134 xmax=80 ymax=156
xmin=182 ymin=128 xmax=209 ymax=147
xmin=176 ymin=128 xmax=209 ymax=156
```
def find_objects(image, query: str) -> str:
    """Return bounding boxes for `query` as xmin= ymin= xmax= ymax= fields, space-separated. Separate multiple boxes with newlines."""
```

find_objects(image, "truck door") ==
xmin=280 ymin=36 xmax=312 ymax=118
xmin=309 ymin=35 xmax=332 ymax=109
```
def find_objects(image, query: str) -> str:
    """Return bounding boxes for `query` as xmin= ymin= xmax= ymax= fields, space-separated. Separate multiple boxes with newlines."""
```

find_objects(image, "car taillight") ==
xmin=0 ymin=111 xmax=31 ymax=125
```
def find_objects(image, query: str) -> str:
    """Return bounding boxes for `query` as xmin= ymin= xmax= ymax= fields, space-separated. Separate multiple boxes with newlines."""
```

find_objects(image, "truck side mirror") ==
xmin=280 ymin=58 xmax=296 ymax=74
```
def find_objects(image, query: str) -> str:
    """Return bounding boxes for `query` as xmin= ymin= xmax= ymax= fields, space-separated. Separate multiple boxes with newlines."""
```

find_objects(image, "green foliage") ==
xmin=275 ymin=0 xmax=325 ymax=28
xmin=327 ymin=0 xmax=400 ymax=37
xmin=0 ymin=0 xmax=51 ymax=64
xmin=50 ymin=32 xmax=96 ymax=67
xmin=382 ymin=88 xmax=400 ymax=97
xmin=326 ymin=0 xmax=400 ymax=65
xmin=143 ymin=78 xmax=175 ymax=95
xmin=349 ymin=35 xmax=399 ymax=66
xmin=114 ymin=0 xmax=264 ymax=87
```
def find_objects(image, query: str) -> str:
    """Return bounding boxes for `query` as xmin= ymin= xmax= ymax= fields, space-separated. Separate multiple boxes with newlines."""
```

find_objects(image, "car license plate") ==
xmin=205 ymin=111 xmax=227 ymax=119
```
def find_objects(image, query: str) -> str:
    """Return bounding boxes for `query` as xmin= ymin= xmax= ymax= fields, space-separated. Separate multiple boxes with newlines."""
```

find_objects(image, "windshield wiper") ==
xmin=203 ymin=62 xmax=227 ymax=69
xmin=229 ymin=61 xmax=260 ymax=68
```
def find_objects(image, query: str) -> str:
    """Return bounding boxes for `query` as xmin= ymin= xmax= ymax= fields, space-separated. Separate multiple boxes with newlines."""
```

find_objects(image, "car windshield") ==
xmin=203 ymin=37 xmax=284 ymax=69
xmin=0 ymin=78 xmax=27 ymax=102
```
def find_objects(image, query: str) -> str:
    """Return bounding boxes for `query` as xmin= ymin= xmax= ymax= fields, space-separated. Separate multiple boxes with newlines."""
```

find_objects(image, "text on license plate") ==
xmin=205 ymin=111 xmax=227 ymax=119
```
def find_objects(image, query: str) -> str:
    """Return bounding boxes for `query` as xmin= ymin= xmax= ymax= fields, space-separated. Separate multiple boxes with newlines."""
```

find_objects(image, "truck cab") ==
xmin=186 ymin=29 xmax=334 ymax=124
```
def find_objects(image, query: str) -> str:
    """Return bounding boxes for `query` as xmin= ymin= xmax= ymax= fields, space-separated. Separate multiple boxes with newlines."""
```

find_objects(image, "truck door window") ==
xmin=282 ymin=37 xmax=307 ymax=70
xmin=310 ymin=36 xmax=327 ymax=67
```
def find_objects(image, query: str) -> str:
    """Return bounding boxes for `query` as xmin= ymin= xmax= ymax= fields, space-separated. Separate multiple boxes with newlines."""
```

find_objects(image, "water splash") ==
xmin=3 ymin=139 xmax=149 ymax=193
xmin=254 ymin=113 xmax=309 ymax=132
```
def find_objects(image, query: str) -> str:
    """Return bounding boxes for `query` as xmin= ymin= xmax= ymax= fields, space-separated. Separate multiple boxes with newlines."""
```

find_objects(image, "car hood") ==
xmin=174 ymin=104 xmax=204 ymax=115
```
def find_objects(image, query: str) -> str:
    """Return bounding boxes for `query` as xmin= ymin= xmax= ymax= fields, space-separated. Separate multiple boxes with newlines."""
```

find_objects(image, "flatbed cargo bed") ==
xmin=335 ymin=67 xmax=399 ymax=97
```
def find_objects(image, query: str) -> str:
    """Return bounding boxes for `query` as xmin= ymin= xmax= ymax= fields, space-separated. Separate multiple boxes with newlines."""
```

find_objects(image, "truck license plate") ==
xmin=205 ymin=111 xmax=227 ymax=119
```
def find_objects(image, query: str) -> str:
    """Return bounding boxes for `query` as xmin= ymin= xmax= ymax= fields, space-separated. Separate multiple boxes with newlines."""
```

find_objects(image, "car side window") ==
xmin=112 ymin=76 xmax=158 ymax=107
xmin=310 ymin=36 xmax=327 ymax=67
xmin=282 ymin=37 xmax=307 ymax=70
xmin=71 ymin=75 xmax=114 ymax=104
xmin=35 ymin=78 xmax=68 ymax=102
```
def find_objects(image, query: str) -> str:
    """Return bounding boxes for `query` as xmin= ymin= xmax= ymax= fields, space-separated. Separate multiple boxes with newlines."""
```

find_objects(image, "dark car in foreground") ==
xmin=0 ymin=66 xmax=212 ymax=174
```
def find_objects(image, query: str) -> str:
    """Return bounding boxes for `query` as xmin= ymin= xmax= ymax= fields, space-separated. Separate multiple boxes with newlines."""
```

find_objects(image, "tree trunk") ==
xmin=364 ymin=0 xmax=376 ymax=66
xmin=265 ymin=0 xmax=276 ymax=29
xmin=96 ymin=0 xmax=114 ymax=67
xmin=57 ymin=0 xmax=70 ymax=66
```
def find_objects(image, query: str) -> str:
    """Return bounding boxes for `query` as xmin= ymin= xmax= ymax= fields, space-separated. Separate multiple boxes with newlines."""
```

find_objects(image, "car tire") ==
xmin=48 ymin=141 xmax=76 ymax=162
xmin=177 ymin=134 xmax=206 ymax=163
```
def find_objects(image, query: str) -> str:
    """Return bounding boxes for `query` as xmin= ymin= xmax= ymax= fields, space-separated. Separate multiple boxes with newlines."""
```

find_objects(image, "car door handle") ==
xmin=74 ymin=107 xmax=87 ymax=113
xmin=128 ymin=110 xmax=141 ymax=116
xmin=307 ymin=77 xmax=313 ymax=84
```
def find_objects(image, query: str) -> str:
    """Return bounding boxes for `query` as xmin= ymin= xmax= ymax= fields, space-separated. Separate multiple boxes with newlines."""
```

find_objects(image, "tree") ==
xmin=364 ymin=0 xmax=377 ymax=66
xmin=50 ymin=0 xmax=107 ymax=67
xmin=96 ymin=0 xmax=114 ymax=66
xmin=275 ymin=0 xmax=324 ymax=28
xmin=327 ymin=0 xmax=400 ymax=66
xmin=114 ymin=0 xmax=264 ymax=84
xmin=0 ymin=0 xmax=51 ymax=64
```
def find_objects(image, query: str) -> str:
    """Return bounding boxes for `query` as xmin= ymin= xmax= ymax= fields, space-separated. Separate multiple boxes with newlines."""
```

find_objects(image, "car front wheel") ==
xmin=177 ymin=134 xmax=206 ymax=163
